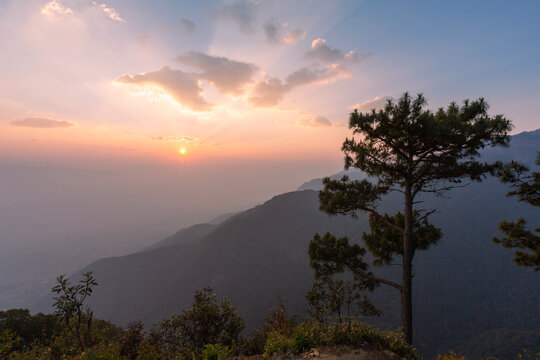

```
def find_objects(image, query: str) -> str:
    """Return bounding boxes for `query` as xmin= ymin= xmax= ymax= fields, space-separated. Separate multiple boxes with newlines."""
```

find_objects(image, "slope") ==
xmin=33 ymin=130 xmax=540 ymax=359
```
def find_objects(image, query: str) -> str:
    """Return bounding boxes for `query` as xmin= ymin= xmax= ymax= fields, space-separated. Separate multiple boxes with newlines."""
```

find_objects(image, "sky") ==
xmin=0 ymin=0 xmax=539 ymax=306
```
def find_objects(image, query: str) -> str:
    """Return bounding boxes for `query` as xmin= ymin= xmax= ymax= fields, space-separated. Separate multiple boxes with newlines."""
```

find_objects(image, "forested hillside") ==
xmin=33 ymin=130 xmax=540 ymax=358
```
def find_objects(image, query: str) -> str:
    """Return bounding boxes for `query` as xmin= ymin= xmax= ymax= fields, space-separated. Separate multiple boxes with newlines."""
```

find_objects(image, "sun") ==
xmin=179 ymin=148 xmax=187 ymax=155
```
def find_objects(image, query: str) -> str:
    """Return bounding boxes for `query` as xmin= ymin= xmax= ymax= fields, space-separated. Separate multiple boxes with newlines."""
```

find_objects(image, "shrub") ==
xmin=436 ymin=350 xmax=466 ymax=360
xmin=290 ymin=328 xmax=311 ymax=355
xmin=155 ymin=288 xmax=244 ymax=357
xmin=516 ymin=349 xmax=540 ymax=360
xmin=0 ymin=330 xmax=20 ymax=358
xmin=119 ymin=321 xmax=145 ymax=360
xmin=201 ymin=344 xmax=232 ymax=360
xmin=240 ymin=328 xmax=267 ymax=356
xmin=285 ymin=320 xmax=419 ymax=360
xmin=135 ymin=338 xmax=164 ymax=360
xmin=264 ymin=331 xmax=291 ymax=357
xmin=77 ymin=343 xmax=123 ymax=360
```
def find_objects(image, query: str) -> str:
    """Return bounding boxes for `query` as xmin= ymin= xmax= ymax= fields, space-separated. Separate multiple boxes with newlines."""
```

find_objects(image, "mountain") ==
xmin=33 ymin=130 xmax=540 ymax=359
xmin=143 ymin=223 xmax=218 ymax=251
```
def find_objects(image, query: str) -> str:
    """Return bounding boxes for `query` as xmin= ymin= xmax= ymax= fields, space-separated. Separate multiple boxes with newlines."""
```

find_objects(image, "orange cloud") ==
xmin=12 ymin=117 xmax=74 ymax=128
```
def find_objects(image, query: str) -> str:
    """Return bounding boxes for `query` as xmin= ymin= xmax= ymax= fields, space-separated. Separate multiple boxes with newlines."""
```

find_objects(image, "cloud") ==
xmin=305 ymin=38 xmax=366 ymax=65
xmin=263 ymin=20 xmax=282 ymax=44
xmin=180 ymin=18 xmax=196 ymax=35
xmin=12 ymin=117 xmax=74 ymax=128
xmin=41 ymin=1 xmax=73 ymax=17
xmin=297 ymin=116 xmax=332 ymax=128
xmin=116 ymin=66 xmax=212 ymax=111
xmin=263 ymin=20 xmax=305 ymax=45
xmin=216 ymin=0 xmax=258 ymax=33
xmin=138 ymin=35 xmax=150 ymax=45
xmin=350 ymin=96 xmax=391 ymax=112
xmin=285 ymin=65 xmax=348 ymax=87
xmin=152 ymin=136 xmax=202 ymax=145
xmin=248 ymin=78 xmax=287 ymax=107
xmin=92 ymin=2 xmax=125 ymax=22
xmin=249 ymin=65 xmax=349 ymax=107
xmin=176 ymin=52 xmax=258 ymax=95
xmin=283 ymin=28 xmax=305 ymax=44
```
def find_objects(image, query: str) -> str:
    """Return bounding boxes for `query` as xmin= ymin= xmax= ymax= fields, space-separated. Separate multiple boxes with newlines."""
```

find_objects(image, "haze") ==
xmin=1 ymin=0 xmax=539 ymax=308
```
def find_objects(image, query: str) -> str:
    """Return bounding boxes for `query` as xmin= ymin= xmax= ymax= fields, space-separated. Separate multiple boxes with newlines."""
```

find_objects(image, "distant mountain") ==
xmin=144 ymin=223 xmax=218 ymax=251
xmin=33 ymin=130 xmax=540 ymax=359
xmin=209 ymin=211 xmax=244 ymax=225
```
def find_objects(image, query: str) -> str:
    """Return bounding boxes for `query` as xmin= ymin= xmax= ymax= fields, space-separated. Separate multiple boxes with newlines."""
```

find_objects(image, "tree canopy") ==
xmin=310 ymin=92 xmax=512 ymax=344
xmin=494 ymin=151 xmax=540 ymax=270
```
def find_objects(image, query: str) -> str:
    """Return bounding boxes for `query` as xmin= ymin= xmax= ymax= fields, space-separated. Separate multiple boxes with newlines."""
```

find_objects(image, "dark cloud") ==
xmin=180 ymin=18 xmax=196 ymax=35
xmin=176 ymin=52 xmax=258 ymax=95
xmin=297 ymin=116 xmax=332 ymax=127
xmin=249 ymin=65 xmax=349 ymax=107
xmin=305 ymin=38 xmax=366 ymax=65
xmin=216 ymin=0 xmax=258 ymax=33
xmin=263 ymin=20 xmax=281 ymax=44
xmin=116 ymin=66 xmax=212 ymax=111
xmin=12 ymin=117 xmax=74 ymax=128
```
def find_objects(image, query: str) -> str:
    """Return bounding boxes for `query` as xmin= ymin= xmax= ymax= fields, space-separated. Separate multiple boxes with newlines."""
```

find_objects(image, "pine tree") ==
xmin=494 ymin=151 xmax=540 ymax=270
xmin=309 ymin=93 xmax=512 ymax=344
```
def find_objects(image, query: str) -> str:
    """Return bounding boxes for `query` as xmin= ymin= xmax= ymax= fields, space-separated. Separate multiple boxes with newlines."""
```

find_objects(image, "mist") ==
xmin=0 ymin=152 xmax=342 ymax=309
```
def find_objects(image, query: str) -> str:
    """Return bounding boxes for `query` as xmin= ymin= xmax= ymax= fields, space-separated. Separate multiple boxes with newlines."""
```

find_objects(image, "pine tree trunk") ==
xmin=402 ymin=182 xmax=414 ymax=345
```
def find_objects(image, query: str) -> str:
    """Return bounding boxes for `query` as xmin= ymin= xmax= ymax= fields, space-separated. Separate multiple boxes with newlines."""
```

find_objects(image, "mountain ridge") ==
xmin=32 ymin=130 xmax=540 ymax=359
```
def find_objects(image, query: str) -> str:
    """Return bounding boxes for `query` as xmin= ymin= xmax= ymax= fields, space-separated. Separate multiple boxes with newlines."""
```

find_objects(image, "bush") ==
xmin=278 ymin=320 xmax=419 ymax=360
xmin=436 ymin=350 xmax=466 ymax=360
xmin=119 ymin=321 xmax=145 ymax=360
xmin=0 ymin=330 xmax=20 ymax=358
xmin=154 ymin=288 xmax=244 ymax=357
xmin=0 ymin=309 xmax=60 ymax=352
xmin=264 ymin=331 xmax=291 ymax=357
xmin=135 ymin=338 xmax=164 ymax=360
xmin=240 ymin=328 xmax=267 ymax=356
xmin=201 ymin=344 xmax=232 ymax=360
xmin=77 ymin=343 xmax=123 ymax=360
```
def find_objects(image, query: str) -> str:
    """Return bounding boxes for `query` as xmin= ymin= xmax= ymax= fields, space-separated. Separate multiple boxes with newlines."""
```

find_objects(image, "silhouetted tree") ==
xmin=310 ymin=93 xmax=511 ymax=344
xmin=494 ymin=151 xmax=540 ymax=270
xmin=52 ymin=271 xmax=97 ymax=351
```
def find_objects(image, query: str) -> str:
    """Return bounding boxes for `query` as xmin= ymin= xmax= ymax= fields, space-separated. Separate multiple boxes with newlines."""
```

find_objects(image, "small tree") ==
xmin=494 ymin=151 xmax=540 ymax=270
xmin=156 ymin=287 xmax=244 ymax=357
xmin=119 ymin=321 xmax=145 ymax=360
xmin=310 ymin=93 xmax=511 ymax=344
xmin=51 ymin=271 xmax=97 ymax=351
xmin=0 ymin=330 xmax=20 ymax=358
xmin=306 ymin=266 xmax=379 ymax=325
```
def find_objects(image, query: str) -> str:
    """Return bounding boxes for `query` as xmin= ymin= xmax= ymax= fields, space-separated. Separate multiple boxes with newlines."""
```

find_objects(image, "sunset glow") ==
xmin=0 ymin=3 xmax=539 ymax=356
